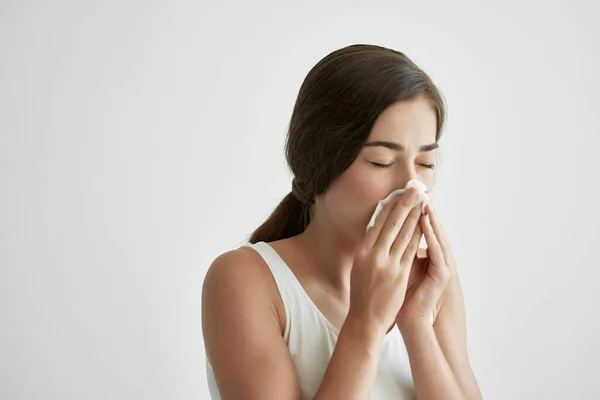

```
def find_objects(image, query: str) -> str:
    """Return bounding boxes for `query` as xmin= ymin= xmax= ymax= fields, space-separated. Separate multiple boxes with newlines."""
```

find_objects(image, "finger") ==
xmin=389 ymin=205 xmax=421 ymax=259
xmin=363 ymin=195 xmax=404 ymax=250
xmin=374 ymin=188 xmax=421 ymax=252
xmin=425 ymin=200 xmax=448 ymax=242
xmin=421 ymin=214 xmax=445 ymax=266
xmin=424 ymin=201 xmax=452 ymax=263
xmin=398 ymin=220 xmax=422 ymax=265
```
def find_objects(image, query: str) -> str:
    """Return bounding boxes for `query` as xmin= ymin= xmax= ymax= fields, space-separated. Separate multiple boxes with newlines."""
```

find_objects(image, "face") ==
xmin=317 ymin=96 xmax=439 ymax=243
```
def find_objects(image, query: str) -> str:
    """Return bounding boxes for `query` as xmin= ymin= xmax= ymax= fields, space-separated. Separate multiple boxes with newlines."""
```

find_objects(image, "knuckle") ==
xmin=400 ymin=197 xmax=414 ymax=208
xmin=441 ymin=268 xmax=453 ymax=282
xmin=406 ymin=242 xmax=419 ymax=255
xmin=356 ymin=246 xmax=370 ymax=261
xmin=437 ymin=264 xmax=448 ymax=276
xmin=431 ymin=242 xmax=443 ymax=253
xmin=437 ymin=260 xmax=449 ymax=271
xmin=396 ymin=231 xmax=408 ymax=244
xmin=406 ymin=211 xmax=420 ymax=223
xmin=383 ymin=218 xmax=400 ymax=231
xmin=370 ymin=251 xmax=388 ymax=268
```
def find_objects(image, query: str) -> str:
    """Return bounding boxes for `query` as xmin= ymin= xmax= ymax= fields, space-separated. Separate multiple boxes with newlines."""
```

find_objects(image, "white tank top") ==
xmin=206 ymin=241 xmax=416 ymax=400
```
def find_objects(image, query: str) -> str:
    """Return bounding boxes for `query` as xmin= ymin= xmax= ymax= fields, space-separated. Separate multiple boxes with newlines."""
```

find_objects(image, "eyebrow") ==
xmin=363 ymin=140 xmax=439 ymax=152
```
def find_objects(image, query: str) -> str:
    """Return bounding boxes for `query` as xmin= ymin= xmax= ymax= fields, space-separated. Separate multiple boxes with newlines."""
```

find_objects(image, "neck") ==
xmin=292 ymin=205 xmax=360 ymax=293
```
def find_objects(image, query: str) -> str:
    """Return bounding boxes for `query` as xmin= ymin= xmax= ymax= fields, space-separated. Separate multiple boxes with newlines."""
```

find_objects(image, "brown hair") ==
xmin=248 ymin=44 xmax=446 ymax=244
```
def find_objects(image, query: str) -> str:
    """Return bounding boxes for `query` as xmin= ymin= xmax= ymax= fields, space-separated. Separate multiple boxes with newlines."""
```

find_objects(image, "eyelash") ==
xmin=370 ymin=162 xmax=436 ymax=170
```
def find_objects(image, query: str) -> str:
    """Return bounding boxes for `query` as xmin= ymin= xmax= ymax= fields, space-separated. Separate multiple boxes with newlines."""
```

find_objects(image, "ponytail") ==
xmin=248 ymin=180 xmax=313 ymax=244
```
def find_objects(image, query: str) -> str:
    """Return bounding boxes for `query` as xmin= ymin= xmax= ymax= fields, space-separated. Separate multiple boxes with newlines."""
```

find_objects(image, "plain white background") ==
xmin=1 ymin=0 xmax=599 ymax=399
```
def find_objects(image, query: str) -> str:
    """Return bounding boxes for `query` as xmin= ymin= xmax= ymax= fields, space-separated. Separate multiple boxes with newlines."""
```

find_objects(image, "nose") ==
xmin=395 ymin=164 xmax=418 ymax=190
xmin=394 ymin=166 xmax=431 ymax=194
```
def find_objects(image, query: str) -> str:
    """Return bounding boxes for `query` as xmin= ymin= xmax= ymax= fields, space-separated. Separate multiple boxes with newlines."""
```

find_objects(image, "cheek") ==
xmin=417 ymin=171 xmax=435 ymax=191
xmin=324 ymin=162 xmax=390 ymax=229
xmin=345 ymin=158 xmax=397 ymax=199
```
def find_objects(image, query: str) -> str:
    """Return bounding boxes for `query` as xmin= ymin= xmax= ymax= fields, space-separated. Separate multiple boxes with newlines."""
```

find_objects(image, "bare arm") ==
xmin=313 ymin=315 xmax=386 ymax=400
xmin=405 ymin=250 xmax=482 ymax=399
xmin=202 ymin=249 xmax=301 ymax=400
xmin=433 ymin=275 xmax=483 ymax=399
xmin=202 ymin=249 xmax=388 ymax=400
xmin=398 ymin=317 xmax=465 ymax=399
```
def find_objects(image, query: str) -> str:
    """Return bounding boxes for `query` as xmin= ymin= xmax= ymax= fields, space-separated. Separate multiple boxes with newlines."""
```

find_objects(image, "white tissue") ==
xmin=366 ymin=178 xmax=429 ymax=232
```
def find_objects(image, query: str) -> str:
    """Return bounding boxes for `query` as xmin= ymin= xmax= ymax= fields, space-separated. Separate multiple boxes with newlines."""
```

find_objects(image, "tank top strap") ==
xmin=242 ymin=241 xmax=303 ymax=340
xmin=243 ymin=242 xmax=298 ymax=291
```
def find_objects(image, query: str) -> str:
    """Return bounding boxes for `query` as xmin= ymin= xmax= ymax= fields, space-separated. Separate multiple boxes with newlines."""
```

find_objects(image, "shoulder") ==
xmin=203 ymin=246 xmax=276 ymax=296
xmin=204 ymin=246 xmax=264 ymax=283
xmin=202 ymin=246 xmax=285 ymax=333
xmin=201 ymin=246 xmax=301 ymax=399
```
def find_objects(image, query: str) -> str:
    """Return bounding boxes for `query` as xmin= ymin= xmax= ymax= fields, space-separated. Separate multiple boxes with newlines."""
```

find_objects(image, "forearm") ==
xmin=433 ymin=277 xmax=483 ymax=399
xmin=313 ymin=315 xmax=384 ymax=400
xmin=399 ymin=318 xmax=465 ymax=400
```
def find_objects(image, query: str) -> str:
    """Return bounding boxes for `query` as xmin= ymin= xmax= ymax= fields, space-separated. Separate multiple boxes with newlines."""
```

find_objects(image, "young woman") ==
xmin=202 ymin=44 xmax=482 ymax=400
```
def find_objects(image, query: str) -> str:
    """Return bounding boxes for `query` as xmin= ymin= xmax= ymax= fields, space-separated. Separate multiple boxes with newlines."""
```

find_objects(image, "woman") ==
xmin=202 ymin=44 xmax=482 ymax=399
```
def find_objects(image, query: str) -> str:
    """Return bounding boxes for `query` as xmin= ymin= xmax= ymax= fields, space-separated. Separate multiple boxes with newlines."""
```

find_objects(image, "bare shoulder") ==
xmin=203 ymin=246 xmax=268 ymax=290
xmin=202 ymin=245 xmax=285 ymax=335
xmin=202 ymin=246 xmax=299 ymax=399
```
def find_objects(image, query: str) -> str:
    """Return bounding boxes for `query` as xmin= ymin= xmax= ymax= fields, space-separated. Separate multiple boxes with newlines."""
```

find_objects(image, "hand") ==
xmin=396 ymin=199 xmax=457 ymax=326
xmin=348 ymin=188 xmax=424 ymax=336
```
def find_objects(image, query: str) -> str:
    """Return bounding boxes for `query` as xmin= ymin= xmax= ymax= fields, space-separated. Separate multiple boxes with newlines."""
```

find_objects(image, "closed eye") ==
xmin=370 ymin=162 xmax=394 ymax=169
xmin=371 ymin=162 xmax=435 ymax=169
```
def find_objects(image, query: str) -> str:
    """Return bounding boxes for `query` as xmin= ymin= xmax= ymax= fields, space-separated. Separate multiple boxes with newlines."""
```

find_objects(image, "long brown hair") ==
xmin=248 ymin=44 xmax=446 ymax=244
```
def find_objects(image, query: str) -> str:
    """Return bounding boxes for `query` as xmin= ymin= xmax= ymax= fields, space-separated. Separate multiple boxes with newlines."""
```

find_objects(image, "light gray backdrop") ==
xmin=1 ymin=0 xmax=599 ymax=399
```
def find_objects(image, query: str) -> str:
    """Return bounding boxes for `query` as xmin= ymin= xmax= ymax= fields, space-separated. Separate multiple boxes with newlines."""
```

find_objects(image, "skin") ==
xmin=202 ymin=96 xmax=483 ymax=399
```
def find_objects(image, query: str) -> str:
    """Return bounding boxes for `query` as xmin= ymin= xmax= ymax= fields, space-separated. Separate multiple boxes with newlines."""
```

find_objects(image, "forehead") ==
xmin=367 ymin=97 xmax=438 ymax=145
